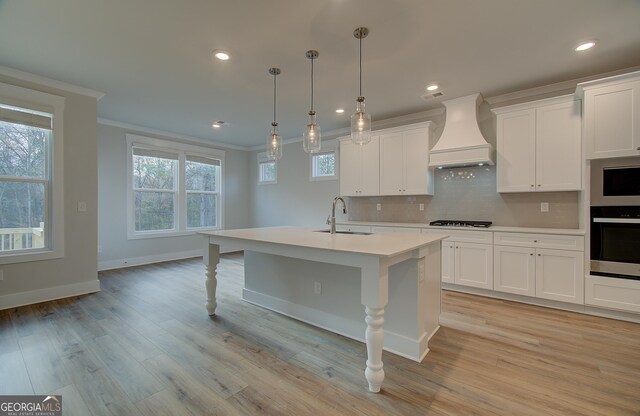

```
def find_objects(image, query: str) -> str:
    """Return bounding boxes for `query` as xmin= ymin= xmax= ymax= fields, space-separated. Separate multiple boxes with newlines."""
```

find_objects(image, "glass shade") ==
xmin=266 ymin=127 xmax=282 ymax=160
xmin=303 ymin=112 xmax=321 ymax=153
xmin=350 ymin=99 xmax=371 ymax=145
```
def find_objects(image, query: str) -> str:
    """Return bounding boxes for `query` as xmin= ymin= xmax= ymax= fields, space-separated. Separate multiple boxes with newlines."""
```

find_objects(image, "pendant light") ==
xmin=266 ymin=67 xmax=283 ymax=160
xmin=303 ymin=50 xmax=321 ymax=154
xmin=351 ymin=27 xmax=372 ymax=145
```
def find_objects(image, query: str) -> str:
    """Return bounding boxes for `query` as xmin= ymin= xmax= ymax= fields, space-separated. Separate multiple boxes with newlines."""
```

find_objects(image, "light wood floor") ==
xmin=1 ymin=254 xmax=639 ymax=416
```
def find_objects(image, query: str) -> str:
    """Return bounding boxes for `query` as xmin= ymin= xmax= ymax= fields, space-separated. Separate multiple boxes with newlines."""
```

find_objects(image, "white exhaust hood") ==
xmin=429 ymin=93 xmax=495 ymax=168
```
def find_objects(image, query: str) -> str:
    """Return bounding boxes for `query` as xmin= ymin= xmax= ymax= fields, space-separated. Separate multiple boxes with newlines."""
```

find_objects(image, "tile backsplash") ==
xmin=348 ymin=166 xmax=580 ymax=228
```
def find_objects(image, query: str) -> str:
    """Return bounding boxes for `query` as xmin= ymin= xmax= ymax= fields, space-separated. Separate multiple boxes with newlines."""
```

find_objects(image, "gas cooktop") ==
xmin=429 ymin=220 xmax=492 ymax=228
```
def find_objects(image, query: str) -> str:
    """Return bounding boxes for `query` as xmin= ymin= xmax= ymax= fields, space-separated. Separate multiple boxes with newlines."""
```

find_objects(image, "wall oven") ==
xmin=590 ymin=206 xmax=640 ymax=280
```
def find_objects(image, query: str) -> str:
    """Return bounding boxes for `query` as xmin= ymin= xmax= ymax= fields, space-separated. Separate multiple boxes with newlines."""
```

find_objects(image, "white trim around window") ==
xmin=309 ymin=146 xmax=338 ymax=181
xmin=0 ymin=82 xmax=65 ymax=265
xmin=257 ymin=152 xmax=277 ymax=185
xmin=126 ymin=134 xmax=225 ymax=240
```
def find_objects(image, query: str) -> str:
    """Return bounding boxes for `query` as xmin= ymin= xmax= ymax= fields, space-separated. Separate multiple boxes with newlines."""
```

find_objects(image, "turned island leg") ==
xmin=204 ymin=241 xmax=220 ymax=316
xmin=361 ymin=259 xmax=389 ymax=393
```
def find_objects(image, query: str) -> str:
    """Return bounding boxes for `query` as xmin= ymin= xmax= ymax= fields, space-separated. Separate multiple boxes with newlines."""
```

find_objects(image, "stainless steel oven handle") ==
xmin=593 ymin=217 xmax=640 ymax=224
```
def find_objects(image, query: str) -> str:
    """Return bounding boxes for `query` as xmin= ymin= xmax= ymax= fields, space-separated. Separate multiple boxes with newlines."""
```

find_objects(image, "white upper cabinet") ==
xmin=493 ymin=95 xmax=582 ymax=193
xmin=380 ymin=125 xmax=434 ymax=195
xmin=577 ymin=71 xmax=640 ymax=159
xmin=340 ymin=122 xmax=435 ymax=197
xmin=339 ymin=136 xmax=380 ymax=196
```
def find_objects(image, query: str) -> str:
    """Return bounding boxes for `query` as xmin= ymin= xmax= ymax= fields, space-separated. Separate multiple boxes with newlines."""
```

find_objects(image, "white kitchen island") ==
xmin=200 ymin=226 xmax=446 ymax=392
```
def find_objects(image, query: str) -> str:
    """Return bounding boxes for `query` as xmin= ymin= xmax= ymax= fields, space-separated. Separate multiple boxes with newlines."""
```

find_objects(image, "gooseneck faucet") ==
xmin=330 ymin=196 xmax=347 ymax=234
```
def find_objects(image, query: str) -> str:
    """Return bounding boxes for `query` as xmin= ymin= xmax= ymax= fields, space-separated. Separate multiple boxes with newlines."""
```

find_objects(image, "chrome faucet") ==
xmin=330 ymin=196 xmax=347 ymax=234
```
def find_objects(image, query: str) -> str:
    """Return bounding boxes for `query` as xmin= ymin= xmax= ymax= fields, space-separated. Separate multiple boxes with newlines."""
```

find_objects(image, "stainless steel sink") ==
xmin=315 ymin=230 xmax=372 ymax=236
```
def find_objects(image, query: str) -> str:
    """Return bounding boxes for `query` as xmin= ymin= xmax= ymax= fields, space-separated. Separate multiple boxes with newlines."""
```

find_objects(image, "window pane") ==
xmin=0 ymin=120 xmax=47 ymax=178
xmin=260 ymin=161 xmax=276 ymax=182
xmin=186 ymin=159 xmax=219 ymax=192
xmin=133 ymin=155 xmax=176 ymax=190
xmin=187 ymin=193 xmax=217 ymax=228
xmin=134 ymin=191 xmax=175 ymax=231
xmin=313 ymin=153 xmax=335 ymax=177
xmin=0 ymin=181 xmax=46 ymax=251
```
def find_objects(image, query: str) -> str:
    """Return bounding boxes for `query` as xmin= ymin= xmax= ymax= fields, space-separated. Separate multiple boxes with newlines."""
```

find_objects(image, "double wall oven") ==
xmin=590 ymin=157 xmax=640 ymax=280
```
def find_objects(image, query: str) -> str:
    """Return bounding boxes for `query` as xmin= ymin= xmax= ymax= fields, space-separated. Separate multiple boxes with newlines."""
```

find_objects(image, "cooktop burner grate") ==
xmin=429 ymin=220 xmax=492 ymax=228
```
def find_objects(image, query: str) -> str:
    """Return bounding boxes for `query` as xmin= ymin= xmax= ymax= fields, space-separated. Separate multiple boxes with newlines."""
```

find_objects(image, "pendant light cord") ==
xmin=311 ymin=57 xmax=314 ymax=111
xmin=359 ymin=35 xmax=362 ymax=97
xmin=273 ymin=73 xmax=277 ymax=124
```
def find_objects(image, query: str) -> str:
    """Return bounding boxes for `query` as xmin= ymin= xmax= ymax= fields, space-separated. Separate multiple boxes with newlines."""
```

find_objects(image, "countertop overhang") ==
xmin=200 ymin=226 xmax=448 ymax=258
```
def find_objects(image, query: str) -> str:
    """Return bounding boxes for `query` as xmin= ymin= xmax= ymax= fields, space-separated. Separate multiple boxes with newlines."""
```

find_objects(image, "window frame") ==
xmin=0 ymin=82 xmax=65 ymax=265
xmin=126 ymin=134 xmax=225 ymax=240
xmin=309 ymin=146 xmax=338 ymax=182
xmin=257 ymin=152 xmax=277 ymax=185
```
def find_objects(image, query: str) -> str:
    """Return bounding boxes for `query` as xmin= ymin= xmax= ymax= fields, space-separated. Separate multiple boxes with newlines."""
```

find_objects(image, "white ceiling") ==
xmin=1 ymin=0 xmax=639 ymax=148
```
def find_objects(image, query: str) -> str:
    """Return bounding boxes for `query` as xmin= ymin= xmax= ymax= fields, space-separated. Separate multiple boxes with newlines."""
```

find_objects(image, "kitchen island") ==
xmin=200 ymin=226 xmax=446 ymax=392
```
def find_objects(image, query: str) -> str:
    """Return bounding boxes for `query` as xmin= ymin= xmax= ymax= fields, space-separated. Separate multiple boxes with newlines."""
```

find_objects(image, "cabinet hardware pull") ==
xmin=534 ymin=240 xmax=537 ymax=242
xmin=530 ymin=253 xmax=534 ymax=256
xmin=538 ymin=254 xmax=541 ymax=256
xmin=637 ymin=146 xmax=640 ymax=150
xmin=537 ymin=184 xmax=541 ymax=187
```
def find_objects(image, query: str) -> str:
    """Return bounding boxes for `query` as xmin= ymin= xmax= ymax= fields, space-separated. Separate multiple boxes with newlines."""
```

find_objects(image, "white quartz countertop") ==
xmin=200 ymin=226 xmax=448 ymax=258
xmin=338 ymin=221 xmax=585 ymax=236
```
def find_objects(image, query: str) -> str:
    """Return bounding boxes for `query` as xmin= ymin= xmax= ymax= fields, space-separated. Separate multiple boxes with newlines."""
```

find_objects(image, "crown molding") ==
xmin=98 ymin=118 xmax=249 ymax=151
xmin=485 ymin=65 xmax=640 ymax=106
xmin=0 ymin=65 xmax=105 ymax=100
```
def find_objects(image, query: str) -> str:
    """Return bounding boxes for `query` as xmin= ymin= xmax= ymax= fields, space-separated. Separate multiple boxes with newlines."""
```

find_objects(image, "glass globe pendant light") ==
xmin=266 ymin=67 xmax=283 ymax=160
xmin=351 ymin=27 xmax=372 ymax=145
xmin=303 ymin=50 xmax=321 ymax=154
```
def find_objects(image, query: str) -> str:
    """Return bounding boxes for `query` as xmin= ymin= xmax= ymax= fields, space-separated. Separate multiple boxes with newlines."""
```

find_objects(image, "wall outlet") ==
xmin=78 ymin=201 xmax=87 ymax=212
xmin=419 ymin=203 xmax=424 ymax=211
xmin=314 ymin=281 xmax=322 ymax=295
xmin=541 ymin=202 xmax=549 ymax=213
xmin=376 ymin=203 xmax=381 ymax=211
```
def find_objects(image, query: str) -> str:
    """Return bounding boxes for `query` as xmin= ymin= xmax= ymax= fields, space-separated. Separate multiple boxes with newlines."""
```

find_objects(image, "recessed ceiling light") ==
xmin=575 ymin=40 xmax=596 ymax=51
xmin=213 ymin=49 xmax=231 ymax=60
xmin=426 ymin=84 xmax=439 ymax=91
xmin=212 ymin=124 xmax=221 ymax=128
xmin=336 ymin=108 xmax=345 ymax=113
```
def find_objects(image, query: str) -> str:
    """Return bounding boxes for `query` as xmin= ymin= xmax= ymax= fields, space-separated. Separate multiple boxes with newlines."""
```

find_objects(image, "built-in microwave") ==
xmin=591 ymin=157 xmax=640 ymax=206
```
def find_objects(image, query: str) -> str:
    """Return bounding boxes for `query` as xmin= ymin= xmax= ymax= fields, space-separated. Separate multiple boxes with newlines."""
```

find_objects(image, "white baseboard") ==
xmin=242 ymin=288 xmax=430 ymax=362
xmin=98 ymin=247 xmax=241 ymax=271
xmin=0 ymin=279 xmax=101 ymax=311
xmin=443 ymin=284 xmax=640 ymax=324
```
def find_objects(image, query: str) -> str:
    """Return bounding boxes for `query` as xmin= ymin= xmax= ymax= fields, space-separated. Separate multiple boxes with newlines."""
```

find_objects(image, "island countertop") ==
xmin=200 ymin=226 xmax=448 ymax=258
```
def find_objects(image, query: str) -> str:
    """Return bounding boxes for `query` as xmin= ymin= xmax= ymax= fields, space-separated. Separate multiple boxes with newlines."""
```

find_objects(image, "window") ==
xmin=310 ymin=148 xmax=337 ymax=181
xmin=258 ymin=153 xmax=276 ymax=184
xmin=127 ymin=134 xmax=224 ymax=239
xmin=0 ymin=83 xmax=64 ymax=265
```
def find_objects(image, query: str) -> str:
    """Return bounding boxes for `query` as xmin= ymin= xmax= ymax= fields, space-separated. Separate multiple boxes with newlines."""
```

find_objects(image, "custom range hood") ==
xmin=429 ymin=93 xmax=495 ymax=168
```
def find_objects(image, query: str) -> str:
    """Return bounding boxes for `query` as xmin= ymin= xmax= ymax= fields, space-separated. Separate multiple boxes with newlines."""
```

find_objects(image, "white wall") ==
xmin=0 ymin=72 xmax=99 ymax=309
xmin=97 ymin=123 xmax=250 ymax=269
xmin=249 ymin=140 xmax=341 ymax=228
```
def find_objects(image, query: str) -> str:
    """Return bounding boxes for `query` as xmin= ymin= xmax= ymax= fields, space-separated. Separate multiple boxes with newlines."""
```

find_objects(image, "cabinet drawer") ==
xmin=586 ymin=275 xmax=640 ymax=313
xmin=494 ymin=232 xmax=584 ymax=250
xmin=425 ymin=229 xmax=493 ymax=244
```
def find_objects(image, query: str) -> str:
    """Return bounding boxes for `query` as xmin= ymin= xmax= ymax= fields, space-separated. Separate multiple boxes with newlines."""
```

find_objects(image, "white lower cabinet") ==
xmin=493 ymin=232 xmax=584 ymax=304
xmin=426 ymin=230 xmax=494 ymax=289
xmin=494 ymin=245 xmax=536 ymax=296
xmin=585 ymin=275 xmax=640 ymax=313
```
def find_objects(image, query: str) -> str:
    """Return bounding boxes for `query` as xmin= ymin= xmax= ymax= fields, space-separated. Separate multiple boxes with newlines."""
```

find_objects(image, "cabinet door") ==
xmin=441 ymin=241 xmax=455 ymax=284
xmin=494 ymin=245 xmax=536 ymax=296
xmin=536 ymin=100 xmax=582 ymax=191
xmin=339 ymin=139 xmax=361 ymax=196
xmin=535 ymin=249 xmax=584 ymax=304
xmin=497 ymin=109 xmax=537 ymax=192
xmin=454 ymin=242 xmax=493 ymax=289
xmin=585 ymin=81 xmax=640 ymax=159
xmin=380 ymin=132 xmax=404 ymax=195
xmin=403 ymin=128 xmax=433 ymax=195
xmin=359 ymin=136 xmax=380 ymax=196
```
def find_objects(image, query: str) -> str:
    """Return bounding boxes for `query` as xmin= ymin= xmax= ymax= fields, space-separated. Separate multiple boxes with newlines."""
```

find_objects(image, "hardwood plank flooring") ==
xmin=1 ymin=253 xmax=639 ymax=415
